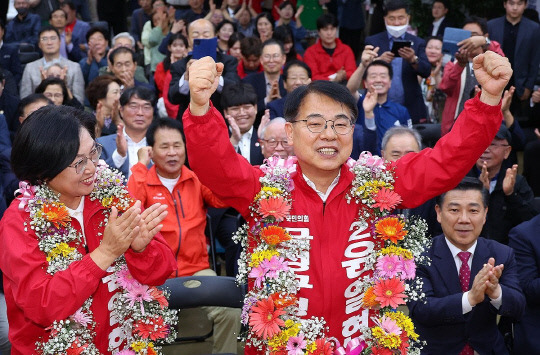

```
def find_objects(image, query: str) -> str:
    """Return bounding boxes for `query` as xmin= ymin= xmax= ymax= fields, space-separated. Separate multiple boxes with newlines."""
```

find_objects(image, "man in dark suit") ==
xmin=168 ymin=19 xmax=239 ymax=120
xmin=221 ymin=82 xmax=264 ymax=166
xmin=508 ymin=214 xmax=540 ymax=353
xmin=427 ymin=0 xmax=452 ymax=37
xmin=488 ymin=0 xmax=540 ymax=105
xmin=364 ymin=0 xmax=431 ymax=123
xmin=0 ymin=21 xmax=22 ymax=84
xmin=408 ymin=177 xmax=525 ymax=354
xmin=243 ymin=39 xmax=287 ymax=119
xmin=97 ymin=86 xmax=155 ymax=179
xmin=267 ymin=60 xmax=311 ymax=119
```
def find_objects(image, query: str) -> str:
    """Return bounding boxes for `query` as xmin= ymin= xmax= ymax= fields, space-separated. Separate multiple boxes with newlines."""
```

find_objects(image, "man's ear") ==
xmin=435 ymin=204 xmax=442 ymax=224
xmin=284 ymin=121 xmax=294 ymax=144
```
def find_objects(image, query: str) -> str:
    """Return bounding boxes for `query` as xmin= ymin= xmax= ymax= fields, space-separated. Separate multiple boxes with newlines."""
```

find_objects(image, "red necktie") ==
xmin=458 ymin=251 xmax=474 ymax=355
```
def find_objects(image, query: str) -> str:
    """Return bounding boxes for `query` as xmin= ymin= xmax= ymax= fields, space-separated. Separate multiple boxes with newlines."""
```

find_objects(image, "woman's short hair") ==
xmin=227 ymin=31 xmax=245 ymax=49
xmin=85 ymin=75 xmax=122 ymax=109
xmin=11 ymin=106 xmax=96 ymax=185
xmin=34 ymin=77 xmax=69 ymax=104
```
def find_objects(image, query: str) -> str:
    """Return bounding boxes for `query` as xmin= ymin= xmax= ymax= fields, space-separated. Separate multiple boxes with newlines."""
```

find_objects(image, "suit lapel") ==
xmin=432 ymin=236 xmax=463 ymax=294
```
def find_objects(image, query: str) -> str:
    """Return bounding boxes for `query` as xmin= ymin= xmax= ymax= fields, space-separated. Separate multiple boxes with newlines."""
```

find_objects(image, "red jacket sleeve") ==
xmin=0 ymin=205 xmax=107 ymax=326
xmin=183 ymin=103 xmax=263 ymax=217
xmin=303 ymin=46 xmax=326 ymax=81
xmin=393 ymin=93 xmax=503 ymax=208
xmin=438 ymin=61 xmax=464 ymax=94
xmin=124 ymin=232 xmax=176 ymax=286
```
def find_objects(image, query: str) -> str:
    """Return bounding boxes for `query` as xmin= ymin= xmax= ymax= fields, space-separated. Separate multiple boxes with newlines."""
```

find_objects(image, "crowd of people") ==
xmin=0 ymin=0 xmax=539 ymax=353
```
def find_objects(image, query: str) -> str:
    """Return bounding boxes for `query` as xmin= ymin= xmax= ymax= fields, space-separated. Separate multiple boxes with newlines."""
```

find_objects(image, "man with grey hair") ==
xmin=381 ymin=125 xmax=422 ymax=162
xmin=98 ymin=32 xmax=149 ymax=83
xmin=259 ymin=117 xmax=294 ymax=159
xmin=381 ymin=125 xmax=441 ymax=237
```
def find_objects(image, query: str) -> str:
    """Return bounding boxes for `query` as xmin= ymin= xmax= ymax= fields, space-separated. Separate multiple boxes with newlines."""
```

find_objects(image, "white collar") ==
xmin=303 ymin=171 xmax=341 ymax=202
xmin=432 ymin=16 xmax=445 ymax=26
xmin=445 ymin=237 xmax=477 ymax=260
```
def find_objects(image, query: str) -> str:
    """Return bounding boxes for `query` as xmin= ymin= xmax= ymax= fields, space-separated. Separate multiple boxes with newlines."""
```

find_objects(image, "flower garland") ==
xmin=233 ymin=153 xmax=431 ymax=354
xmin=20 ymin=163 xmax=178 ymax=354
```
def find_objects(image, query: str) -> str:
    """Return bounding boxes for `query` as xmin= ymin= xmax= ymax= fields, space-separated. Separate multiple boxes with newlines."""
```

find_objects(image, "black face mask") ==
xmin=16 ymin=7 xmax=29 ymax=17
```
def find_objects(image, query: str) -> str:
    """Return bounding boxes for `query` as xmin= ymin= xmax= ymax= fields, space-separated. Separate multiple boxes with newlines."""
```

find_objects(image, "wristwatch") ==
xmin=411 ymin=55 xmax=419 ymax=65
xmin=483 ymin=37 xmax=491 ymax=49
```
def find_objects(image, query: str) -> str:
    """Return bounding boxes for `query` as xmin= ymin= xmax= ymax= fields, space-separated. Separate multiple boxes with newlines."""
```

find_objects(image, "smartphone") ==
xmin=391 ymin=40 xmax=412 ymax=56
xmin=192 ymin=38 xmax=217 ymax=61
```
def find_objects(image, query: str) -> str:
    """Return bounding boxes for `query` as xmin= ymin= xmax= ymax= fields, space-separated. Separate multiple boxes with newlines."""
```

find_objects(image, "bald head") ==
xmin=188 ymin=19 xmax=215 ymax=47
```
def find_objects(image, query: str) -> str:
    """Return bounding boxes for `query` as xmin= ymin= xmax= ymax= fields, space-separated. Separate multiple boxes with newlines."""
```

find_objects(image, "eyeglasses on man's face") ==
xmin=291 ymin=116 xmax=353 ymax=135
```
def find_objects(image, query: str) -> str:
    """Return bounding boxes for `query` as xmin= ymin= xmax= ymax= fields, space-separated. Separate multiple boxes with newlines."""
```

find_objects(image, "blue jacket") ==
xmin=364 ymin=31 xmax=430 ymax=123
xmin=5 ymin=13 xmax=41 ymax=45
xmin=508 ymin=215 xmax=540 ymax=354
xmin=488 ymin=16 xmax=540 ymax=98
xmin=408 ymin=235 xmax=525 ymax=354
xmin=0 ymin=43 xmax=22 ymax=83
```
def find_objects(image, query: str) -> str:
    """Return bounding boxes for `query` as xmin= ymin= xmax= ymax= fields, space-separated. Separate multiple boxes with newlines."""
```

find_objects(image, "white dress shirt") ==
xmin=303 ymin=171 xmax=341 ymax=203
xmin=112 ymin=127 xmax=147 ymax=178
xmin=444 ymin=238 xmax=502 ymax=314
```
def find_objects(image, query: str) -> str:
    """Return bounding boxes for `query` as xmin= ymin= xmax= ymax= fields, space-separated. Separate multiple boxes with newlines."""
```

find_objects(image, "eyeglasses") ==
xmin=260 ymin=138 xmax=290 ymax=148
xmin=126 ymin=103 xmax=153 ymax=113
xmin=262 ymin=53 xmax=283 ymax=61
xmin=292 ymin=117 xmax=353 ymax=135
xmin=68 ymin=144 xmax=102 ymax=174
xmin=40 ymin=36 xmax=59 ymax=42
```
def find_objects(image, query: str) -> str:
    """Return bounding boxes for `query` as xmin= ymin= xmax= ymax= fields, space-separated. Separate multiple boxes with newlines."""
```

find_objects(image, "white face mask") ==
xmin=386 ymin=23 xmax=408 ymax=38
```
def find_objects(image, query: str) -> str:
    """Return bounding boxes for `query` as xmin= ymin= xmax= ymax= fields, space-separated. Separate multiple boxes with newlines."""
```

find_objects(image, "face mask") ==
xmin=16 ymin=7 xmax=29 ymax=16
xmin=386 ymin=23 xmax=408 ymax=38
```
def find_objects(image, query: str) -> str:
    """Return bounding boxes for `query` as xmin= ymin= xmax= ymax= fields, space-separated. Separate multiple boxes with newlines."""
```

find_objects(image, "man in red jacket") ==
xmin=303 ymin=13 xmax=356 ymax=82
xmin=127 ymin=118 xmax=240 ymax=354
xmin=183 ymin=51 xmax=511 ymax=350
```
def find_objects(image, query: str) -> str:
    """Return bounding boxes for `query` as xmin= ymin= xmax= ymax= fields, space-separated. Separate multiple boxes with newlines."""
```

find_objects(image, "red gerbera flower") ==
xmin=42 ymin=203 xmax=71 ymax=228
xmin=374 ymin=217 xmax=408 ymax=244
xmin=133 ymin=316 xmax=169 ymax=340
xmin=150 ymin=287 xmax=169 ymax=309
xmin=259 ymin=196 xmax=291 ymax=221
xmin=311 ymin=338 xmax=334 ymax=355
xmin=373 ymin=188 xmax=402 ymax=212
xmin=371 ymin=346 xmax=393 ymax=355
xmin=260 ymin=226 xmax=291 ymax=245
xmin=373 ymin=277 xmax=406 ymax=308
xmin=399 ymin=333 xmax=410 ymax=355
xmin=249 ymin=297 xmax=286 ymax=339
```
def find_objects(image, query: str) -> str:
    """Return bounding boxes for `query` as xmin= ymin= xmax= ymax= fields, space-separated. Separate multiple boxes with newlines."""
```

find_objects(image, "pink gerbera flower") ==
xmin=376 ymin=315 xmax=402 ymax=336
xmin=259 ymin=196 xmax=291 ymax=221
xmin=401 ymin=257 xmax=416 ymax=280
xmin=126 ymin=283 xmax=153 ymax=314
xmin=260 ymin=256 xmax=289 ymax=278
xmin=248 ymin=265 xmax=266 ymax=288
xmin=116 ymin=350 xmax=136 ymax=355
xmin=376 ymin=255 xmax=403 ymax=278
xmin=249 ymin=298 xmax=286 ymax=339
xmin=286 ymin=335 xmax=307 ymax=355
xmin=373 ymin=188 xmax=402 ymax=212
xmin=116 ymin=266 xmax=141 ymax=291
xmin=70 ymin=308 xmax=92 ymax=327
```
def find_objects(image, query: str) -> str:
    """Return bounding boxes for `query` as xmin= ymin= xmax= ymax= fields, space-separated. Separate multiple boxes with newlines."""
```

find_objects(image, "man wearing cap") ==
xmin=468 ymin=124 xmax=538 ymax=245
